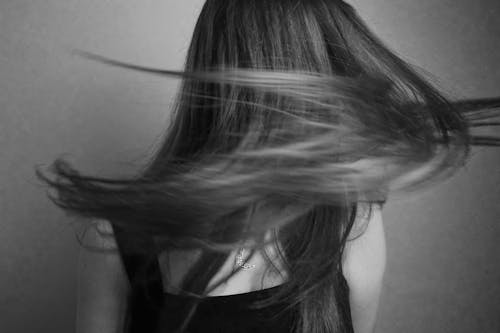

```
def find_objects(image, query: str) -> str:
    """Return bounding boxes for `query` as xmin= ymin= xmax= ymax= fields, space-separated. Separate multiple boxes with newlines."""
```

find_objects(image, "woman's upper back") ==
xmin=156 ymin=230 xmax=288 ymax=297
xmin=82 ymin=202 xmax=385 ymax=333
xmin=111 ymin=225 xmax=302 ymax=333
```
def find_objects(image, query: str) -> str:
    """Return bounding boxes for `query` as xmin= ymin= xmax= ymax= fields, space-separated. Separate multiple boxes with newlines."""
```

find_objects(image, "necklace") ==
xmin=235 ymin=248 xmax=256 ymax=270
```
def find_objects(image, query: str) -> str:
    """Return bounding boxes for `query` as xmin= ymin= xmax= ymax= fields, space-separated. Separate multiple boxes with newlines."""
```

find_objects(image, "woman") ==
xmin=36 ymin=0 xmax=500 ymax=332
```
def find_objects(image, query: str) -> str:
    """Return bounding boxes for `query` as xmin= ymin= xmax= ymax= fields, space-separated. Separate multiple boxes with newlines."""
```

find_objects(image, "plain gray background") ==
xmin=1 ymin=0 xmax=499 ymax=332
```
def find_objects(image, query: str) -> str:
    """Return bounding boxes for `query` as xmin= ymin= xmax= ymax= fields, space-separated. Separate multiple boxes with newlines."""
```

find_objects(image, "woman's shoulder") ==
xmin=79 ymin=219 xmax=119 ymax=251
xmin=342 ymin=202 xmax=386 ymax=284
xmin=342 ymin=203 xmax=385 ymax=333
xmin=347 ymin=202 xmax=384 ymax=240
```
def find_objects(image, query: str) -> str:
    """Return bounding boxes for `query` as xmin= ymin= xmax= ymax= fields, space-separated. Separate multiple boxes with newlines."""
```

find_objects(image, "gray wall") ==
xmin=1 ymin=1 xmax=498 ymax=332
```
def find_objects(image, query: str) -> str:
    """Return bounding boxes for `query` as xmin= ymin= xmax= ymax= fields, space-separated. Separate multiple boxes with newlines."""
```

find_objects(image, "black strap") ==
xmin=110 ymin=223 xmax=166 ymax=333
xmin=111 ymin=224 xmax=159 ymax=281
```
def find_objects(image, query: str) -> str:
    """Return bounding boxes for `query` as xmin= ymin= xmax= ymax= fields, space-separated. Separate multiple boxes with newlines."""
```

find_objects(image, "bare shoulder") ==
xmin=80 ymin=219 xmax=119 ymax=252
xmin=76 ymin=219 xmax=130 ymax=332
xmin=342 ymin=202 xmax=386 ymax=287
xmin=341 ymin=202 xmax=386 ymax=333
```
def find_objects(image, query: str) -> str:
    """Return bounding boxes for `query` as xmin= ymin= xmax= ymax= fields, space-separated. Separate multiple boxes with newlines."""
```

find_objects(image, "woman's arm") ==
xmin=76 ymin=220 xmax=131 ymax=333
xmin=342 ymin=204 xmax=386 ymax=333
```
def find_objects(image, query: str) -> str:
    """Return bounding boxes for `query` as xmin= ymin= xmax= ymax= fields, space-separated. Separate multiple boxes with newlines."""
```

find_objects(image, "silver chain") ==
xmin=234 ymin=248 xmax=256 ymax=270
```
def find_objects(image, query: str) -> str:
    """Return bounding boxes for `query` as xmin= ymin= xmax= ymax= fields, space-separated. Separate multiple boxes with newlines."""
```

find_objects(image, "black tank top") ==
xmin=112 ymin=224 xmax=348 ymax=333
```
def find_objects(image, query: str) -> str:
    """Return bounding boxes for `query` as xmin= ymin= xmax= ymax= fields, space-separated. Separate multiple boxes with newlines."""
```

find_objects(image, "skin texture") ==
xmin=343 ymin=204 xmax=386 ymax=333
xmin=76 ymin=205 xmax=385 ymax=333
xmin=75 ymin=222 xmax=129 ymax=333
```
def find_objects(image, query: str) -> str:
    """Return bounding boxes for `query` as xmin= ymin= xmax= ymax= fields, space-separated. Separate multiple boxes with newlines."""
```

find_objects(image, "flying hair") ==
xmin=35 ymin=1 xmax=500 ymax=332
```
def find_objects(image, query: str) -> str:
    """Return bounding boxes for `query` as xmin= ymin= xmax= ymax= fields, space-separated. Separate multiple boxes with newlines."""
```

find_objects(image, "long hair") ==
xmin=36 ymin=0 xmax=500 ymax=332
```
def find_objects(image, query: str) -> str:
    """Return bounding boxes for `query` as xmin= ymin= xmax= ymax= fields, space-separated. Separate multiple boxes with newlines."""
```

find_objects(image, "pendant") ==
xmin=235 ymin=248 xmax=256 ymax=270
